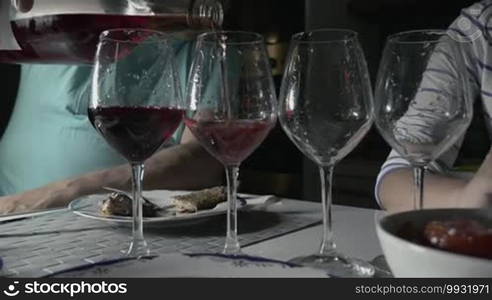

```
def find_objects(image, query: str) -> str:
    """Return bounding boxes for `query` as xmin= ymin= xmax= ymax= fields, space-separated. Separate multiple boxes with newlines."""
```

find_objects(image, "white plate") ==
xmin=69 ymin=190 xmax=262 ymax=227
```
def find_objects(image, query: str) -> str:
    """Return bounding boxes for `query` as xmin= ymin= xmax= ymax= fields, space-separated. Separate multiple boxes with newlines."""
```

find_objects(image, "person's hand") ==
xmin=458 ymin=148 xmax=492 ymax=208
xmin=0 ymin=180 xmax=79 ymax=214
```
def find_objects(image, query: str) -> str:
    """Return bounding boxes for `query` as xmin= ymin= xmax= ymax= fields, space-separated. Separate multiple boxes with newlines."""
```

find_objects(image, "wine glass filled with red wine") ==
xmin=185 ymin=31 xmax=277 ymax=254
xmin=89 ymin=29 xmax=183 ymax=257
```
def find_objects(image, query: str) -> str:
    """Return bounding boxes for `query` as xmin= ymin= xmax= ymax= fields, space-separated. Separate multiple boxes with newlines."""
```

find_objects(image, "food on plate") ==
xmin=100 ymin=186 xmax=227 ymax=217
xmin=423 ymin=219 xmax=492 ymax=259
xmin=172 ymin=186 xmax=226 ymax=213
xmin=101 ymin=192 xmax=158 ymax=217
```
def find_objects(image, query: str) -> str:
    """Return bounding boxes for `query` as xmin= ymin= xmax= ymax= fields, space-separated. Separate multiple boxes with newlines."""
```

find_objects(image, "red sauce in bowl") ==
xmin=423 ymin=220 xmax=492 ymax=259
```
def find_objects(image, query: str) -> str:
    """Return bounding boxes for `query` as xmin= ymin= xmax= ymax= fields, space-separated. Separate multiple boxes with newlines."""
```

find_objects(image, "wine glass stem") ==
xmin=413 ymin=166 xmax=426 ymax=210
xmin=128 ymin=163 xmax=149 ymax=257
xmin=319 ymin=165 xmax=336 ymax=256
xmin=224 ymin=164 xmax=240 ymax=255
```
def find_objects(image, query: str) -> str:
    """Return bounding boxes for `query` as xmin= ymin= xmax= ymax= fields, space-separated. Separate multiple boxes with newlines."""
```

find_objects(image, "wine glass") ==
xmin=90 ymin=29 xmax=184 ymax=257
xmin=185 ymin=31 xmax=277 ymax=254
xmin=278 ymin=29 xmax=375 ymax=277
xmin=374 ymin=30 xmax=473 ymax=210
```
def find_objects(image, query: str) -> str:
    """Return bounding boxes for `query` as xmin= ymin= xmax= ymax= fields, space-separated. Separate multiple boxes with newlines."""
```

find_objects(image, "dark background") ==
xmin=0 ymin=0 xmax=489 ymax=208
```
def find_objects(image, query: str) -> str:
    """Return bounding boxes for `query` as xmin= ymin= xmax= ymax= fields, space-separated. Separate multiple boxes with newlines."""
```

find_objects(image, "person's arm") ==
xmin=380 ymin=148 xmax=492 ymax=213
xmin=379 ymin=168 xmax=466 ymax=212
xmin=376 ymin=140 xmax=465 ymax=212
xmin=0 ymin=129 xmax=224 ymax=214
xmin=76 ymin=129 xmax=222 ymax=192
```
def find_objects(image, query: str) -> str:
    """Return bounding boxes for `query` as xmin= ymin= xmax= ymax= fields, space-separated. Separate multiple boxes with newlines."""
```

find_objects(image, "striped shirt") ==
xmin=375 ymin=0 xmax=492 ymax=207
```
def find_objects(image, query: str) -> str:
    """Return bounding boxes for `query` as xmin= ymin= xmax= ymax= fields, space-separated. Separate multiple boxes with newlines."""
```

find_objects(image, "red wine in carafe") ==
xmin=0 ymin=14 xmax=205 ymax=64
xmin=0 ymin=0 xmax=223 ymax=64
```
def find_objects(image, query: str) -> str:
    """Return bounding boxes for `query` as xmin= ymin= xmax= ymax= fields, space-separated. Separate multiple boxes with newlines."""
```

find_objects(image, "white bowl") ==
xmin=376 ymin=209 xmax=492 ymax=277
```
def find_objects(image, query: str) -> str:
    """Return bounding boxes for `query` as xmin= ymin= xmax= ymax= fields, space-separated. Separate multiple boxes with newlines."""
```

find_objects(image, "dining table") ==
xmin=0 ymin=191 xmax=387 ymax=278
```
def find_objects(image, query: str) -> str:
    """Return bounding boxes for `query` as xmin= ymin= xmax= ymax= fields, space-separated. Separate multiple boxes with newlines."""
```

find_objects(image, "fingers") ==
xmin=0 ymin=193 xmax=45 ymax=214
xmin=0 ymin=198 xmax=22 ymax=214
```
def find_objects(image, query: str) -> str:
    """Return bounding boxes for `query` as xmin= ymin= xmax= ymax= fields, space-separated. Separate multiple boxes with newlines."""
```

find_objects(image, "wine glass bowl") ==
xmin=90 ymin=29 xmax=184 ymax=257
xmin=185 ymin=31 xmax=277 ymax=254
xmin=374 ymin=30 xmax=473 ymax=209
xmin=279 ymin=29 xmax=374 ymax=277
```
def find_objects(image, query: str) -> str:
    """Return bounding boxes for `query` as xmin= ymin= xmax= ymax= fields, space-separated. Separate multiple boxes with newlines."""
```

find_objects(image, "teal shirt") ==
xmin=0 ymin=42 xmax=192 ymax=196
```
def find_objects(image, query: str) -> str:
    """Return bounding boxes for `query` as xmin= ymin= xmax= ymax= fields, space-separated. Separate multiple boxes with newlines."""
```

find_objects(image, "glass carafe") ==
xmin=0 ymin=0 xmax=223 ymax=64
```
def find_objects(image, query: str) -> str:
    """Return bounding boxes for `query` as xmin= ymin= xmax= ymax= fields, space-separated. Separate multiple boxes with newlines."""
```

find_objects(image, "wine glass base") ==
xmin=289 ymin=253 xmax=375 ymax=278
xmin=126 ymin=240 xmax=152 ymax=259
xmin=223 ymin=241 xmax=241 ymax=255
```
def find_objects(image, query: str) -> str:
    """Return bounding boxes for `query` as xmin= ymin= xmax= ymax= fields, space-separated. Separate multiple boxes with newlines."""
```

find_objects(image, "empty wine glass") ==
xmin=90 ymin=29 xmax=184 ymax=257
xmin=185 ymin=31 xmax=277 ymax=254
xmin=279 ymin=29 xmax=375 ymax=277
xmin=374 ymin=30 xmax=473 ymax=210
